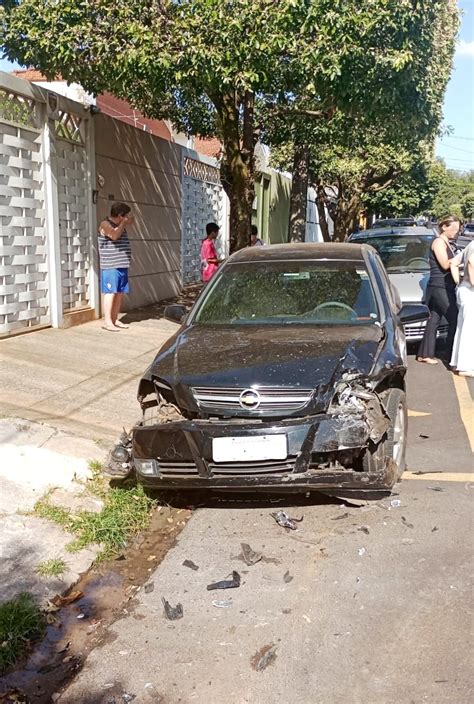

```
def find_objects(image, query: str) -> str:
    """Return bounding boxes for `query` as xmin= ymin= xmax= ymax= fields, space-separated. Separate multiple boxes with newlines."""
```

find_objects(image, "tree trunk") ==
xmin=315 ymin=182 xmax=331 ymax=242
xmin=288 ymin=143 xmax=309 ymax=242
xmin=216 ymin=91 xmax=256 ymax=253
xmin=332 ymin=193 xmax=361 ymax=241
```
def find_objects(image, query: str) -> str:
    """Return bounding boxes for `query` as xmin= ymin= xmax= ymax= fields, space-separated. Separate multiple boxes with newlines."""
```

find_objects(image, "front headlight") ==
xmin=134 ymin=459 xmax=158 ymax=476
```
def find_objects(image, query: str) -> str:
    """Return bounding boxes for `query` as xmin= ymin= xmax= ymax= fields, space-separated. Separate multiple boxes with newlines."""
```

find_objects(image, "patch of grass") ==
xmin=35 ymin=558 xmax=67 ymax=578
xmin=86 ymin=460 xmax=107 ymax=497
xmin=34 ymin=483 xmax=157 ymax=562
xmin=34 ymin=497 xmax=72 ymax=528
xmin=0 ymin=593 xmax=45 ymax=675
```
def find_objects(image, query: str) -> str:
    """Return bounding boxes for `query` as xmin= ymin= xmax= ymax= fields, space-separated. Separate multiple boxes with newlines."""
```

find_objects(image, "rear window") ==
xmin=192 ymin=261 xmax=379 ymax=326
xmin=354 ymin=235 xmax=433 ymax=272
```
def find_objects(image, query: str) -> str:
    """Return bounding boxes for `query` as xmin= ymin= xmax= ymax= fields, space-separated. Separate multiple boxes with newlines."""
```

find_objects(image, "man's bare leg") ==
xmin=103 ymin=293 xmax=120 ymax=330
xmin=111 ymin=292 xmax=126 ymax=327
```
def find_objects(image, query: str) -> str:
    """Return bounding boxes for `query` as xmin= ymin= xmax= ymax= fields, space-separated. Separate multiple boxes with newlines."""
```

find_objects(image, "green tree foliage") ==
xmin=1 ymin=0 xmax=459 ymax=249
xmin=266 ymin=0 xmax=459 ymax=240
xmin=461 ymin=192 xmax=474 ymax=221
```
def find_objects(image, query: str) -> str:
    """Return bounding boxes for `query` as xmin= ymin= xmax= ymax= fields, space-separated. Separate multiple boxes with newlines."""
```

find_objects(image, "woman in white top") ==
xmin=450 ymin=240 xmax=474 ymax=377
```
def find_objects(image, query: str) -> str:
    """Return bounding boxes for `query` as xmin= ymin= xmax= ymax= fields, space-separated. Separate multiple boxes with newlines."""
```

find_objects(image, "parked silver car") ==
xmin=348 ymin=228 xmax=447 ymax=342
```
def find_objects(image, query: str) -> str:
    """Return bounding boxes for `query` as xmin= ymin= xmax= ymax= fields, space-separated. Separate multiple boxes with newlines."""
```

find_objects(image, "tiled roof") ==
xmin=194 ymin=136 xmax=222 ymax=158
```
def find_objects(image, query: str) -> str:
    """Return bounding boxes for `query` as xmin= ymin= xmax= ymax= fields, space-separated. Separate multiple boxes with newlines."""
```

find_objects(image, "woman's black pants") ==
xmin=417 ymin=285 xmax=458 ymax=359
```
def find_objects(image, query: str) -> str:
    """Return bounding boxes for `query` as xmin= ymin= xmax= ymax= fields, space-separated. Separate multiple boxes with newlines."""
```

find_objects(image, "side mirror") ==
xmin=164 ymin=304 xmax=187 ymax=324
xmin=398 ymin=303 xmax=429 ymax=324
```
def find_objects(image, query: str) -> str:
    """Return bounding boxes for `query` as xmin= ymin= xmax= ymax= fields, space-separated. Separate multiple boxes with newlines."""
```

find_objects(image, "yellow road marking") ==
xmin=408 ymin=409 xmax=432 ymax=417
xmin=404 ymin=472 xmax=474 ymax=482
xmin=452 ymin=373 xmax=474 ymax=453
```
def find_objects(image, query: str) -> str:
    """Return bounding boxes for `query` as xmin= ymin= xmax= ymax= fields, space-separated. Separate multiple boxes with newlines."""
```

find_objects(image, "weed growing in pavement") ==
xmin=35 ymin=558 xmax=67 ymax=578
xmin=34 ymin=465 xmax=157 ymax=561
xmin=0 ymin=593 xmax=45 ymax=675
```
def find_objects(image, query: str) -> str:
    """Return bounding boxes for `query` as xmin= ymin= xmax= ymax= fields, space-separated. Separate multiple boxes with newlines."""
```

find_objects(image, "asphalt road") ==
xmin=59 ymin=355 xmax=473 ymax=704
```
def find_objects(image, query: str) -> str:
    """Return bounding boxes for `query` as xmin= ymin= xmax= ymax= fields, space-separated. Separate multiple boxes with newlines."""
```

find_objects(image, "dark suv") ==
xmin=120 ymin=244 xmax=428 ymax=497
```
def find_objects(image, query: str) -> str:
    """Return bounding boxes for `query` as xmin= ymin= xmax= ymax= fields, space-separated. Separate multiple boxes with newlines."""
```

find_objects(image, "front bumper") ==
xmin=132 ymin=412 xmax=395 ymax=492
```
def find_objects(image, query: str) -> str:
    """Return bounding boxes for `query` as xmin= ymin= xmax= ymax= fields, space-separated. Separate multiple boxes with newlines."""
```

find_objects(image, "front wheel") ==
xmin=360 ymin=388 xmax=407 ymax=479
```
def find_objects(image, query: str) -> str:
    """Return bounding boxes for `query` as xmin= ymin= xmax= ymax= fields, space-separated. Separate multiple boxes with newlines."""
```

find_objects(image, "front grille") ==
xmin=157 ymin=461 xmax=198 ymax=475
xmin=209 ymin=458 xmax=296 ymax=475
xmin=404 ymin=322 xmax=448 ymax=339
xmin=156 ymin=458 xmax=296 ymax=476
xmin=192 ymin=386 xmax=313 ymax=412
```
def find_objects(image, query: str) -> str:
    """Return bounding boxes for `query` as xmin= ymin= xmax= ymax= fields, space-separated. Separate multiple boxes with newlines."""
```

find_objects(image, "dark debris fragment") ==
xmin=207 ymin=571 xmax=241 ymax=591
xmin=162 ymin=597 xmax=183 ymax=620
xmin=182 ymin=559 xmax=199 ymax=571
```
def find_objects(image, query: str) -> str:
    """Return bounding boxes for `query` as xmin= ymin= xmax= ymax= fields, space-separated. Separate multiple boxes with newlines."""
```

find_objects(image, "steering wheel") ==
xmin=310 ymin=301 xmax=357 ymax=320
xmin=406 ymin=257 xmax=427 ymax=268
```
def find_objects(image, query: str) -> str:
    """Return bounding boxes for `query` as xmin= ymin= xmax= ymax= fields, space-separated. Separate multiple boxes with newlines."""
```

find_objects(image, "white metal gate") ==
xmin=182 ymin=156 xmax=223 ymax=284
xmin=55 ymin=112 xmax=91 ymax=312
xmin=0 ymin=86 xmax=49 ymax=336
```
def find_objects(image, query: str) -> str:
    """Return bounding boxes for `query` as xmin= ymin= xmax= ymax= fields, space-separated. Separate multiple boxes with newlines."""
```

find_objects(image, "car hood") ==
xmin=149 ymin=324 xmax=384 ymax=411
xmin=388 ymin=271 xmax=429 ymax=303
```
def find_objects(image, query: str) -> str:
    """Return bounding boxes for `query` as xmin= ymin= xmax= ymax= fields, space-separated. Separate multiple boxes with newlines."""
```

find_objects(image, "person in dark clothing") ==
xmin=417 ymin=215 xmax=461 ymax=364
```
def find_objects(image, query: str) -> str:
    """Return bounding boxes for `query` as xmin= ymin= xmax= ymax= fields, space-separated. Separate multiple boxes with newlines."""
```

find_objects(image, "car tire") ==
xmin=361 ymin=388 xmax=407 ymax=478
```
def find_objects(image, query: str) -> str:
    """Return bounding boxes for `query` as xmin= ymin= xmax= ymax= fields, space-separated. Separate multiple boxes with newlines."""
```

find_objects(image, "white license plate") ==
xmin=212 ymin=435 xmax=287 ymax=463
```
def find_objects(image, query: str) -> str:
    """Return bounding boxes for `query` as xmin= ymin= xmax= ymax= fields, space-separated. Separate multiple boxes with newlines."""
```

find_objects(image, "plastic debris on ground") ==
xmin=283 ymin=570 xmax=294 ymax=583
xmin=251 ymin=643 xmax=277 ymax=672
xmin=390 ymin=499 xmax=401 ymax=508
xmin=358 ymin=547 xmax=366 ymax=556
xmin=162 ymin=597 xmax=183 ymax=620
xmin=211 ymin=598 xmax=233 ymax=608
xmin=240 ymin=543 xmax=263 ymax=565
xmin=182 ymin=559 xmax=199 ymax=571
xmin=270 ymin=511 xmax=304 ymax=531
xmin=207 ymin=571 xmax=241 ymax=590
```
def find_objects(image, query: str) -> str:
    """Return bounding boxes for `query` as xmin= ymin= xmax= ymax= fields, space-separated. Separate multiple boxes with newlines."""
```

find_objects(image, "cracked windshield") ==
xmin=194 ymin=262 xmax=378 ymax=324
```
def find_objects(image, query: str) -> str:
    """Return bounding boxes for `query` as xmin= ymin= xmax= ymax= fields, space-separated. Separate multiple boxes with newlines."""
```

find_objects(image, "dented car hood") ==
xmin=148 ymin=324 xmax=384 ymax=409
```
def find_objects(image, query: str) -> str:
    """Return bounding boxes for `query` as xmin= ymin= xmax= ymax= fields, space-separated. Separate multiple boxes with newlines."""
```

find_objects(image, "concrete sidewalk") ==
xmin=0 ymin=305 xmax=180 ymax=606
xmin=0 ymin=305 xmax=179 ymax=442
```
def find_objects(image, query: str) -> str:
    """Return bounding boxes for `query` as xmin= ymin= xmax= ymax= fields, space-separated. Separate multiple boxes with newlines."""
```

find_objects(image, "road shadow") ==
xmin=120 ymin=283 xmax=203 ymax=325
xmin=141 ymin=487 xmax=390 ymax=511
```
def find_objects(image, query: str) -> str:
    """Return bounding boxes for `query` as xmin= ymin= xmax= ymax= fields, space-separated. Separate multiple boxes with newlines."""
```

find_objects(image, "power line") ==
xmin=441 ymin=158 xmax=474 ymax=164
xmin=443 ymin=134 xmax=474 ymax=142
xmin=438 ymin=142 xmax=474 ymax=154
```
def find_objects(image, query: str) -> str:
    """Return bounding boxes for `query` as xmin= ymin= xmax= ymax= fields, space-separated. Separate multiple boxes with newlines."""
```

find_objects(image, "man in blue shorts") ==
xmin=98 ymin=202 xmax=134 ymax=331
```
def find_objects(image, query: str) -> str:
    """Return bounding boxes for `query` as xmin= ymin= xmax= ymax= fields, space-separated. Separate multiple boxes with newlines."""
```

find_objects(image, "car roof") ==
xmin=227 ymin=242 xmax=369 ymax=263
xmin=351 ymin=226 xmax=436 ymax=239
xmin=372 ymin=218 xmax=415 ymax=226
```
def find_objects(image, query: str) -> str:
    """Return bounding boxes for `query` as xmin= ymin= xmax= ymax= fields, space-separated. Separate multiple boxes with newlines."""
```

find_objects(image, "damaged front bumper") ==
xmin=131 ymin=403 xmax=395 ymax=493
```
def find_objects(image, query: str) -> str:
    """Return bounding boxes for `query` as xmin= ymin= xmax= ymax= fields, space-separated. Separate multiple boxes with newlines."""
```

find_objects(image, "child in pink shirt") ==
xmin=201 ymin=222 xmax=222 ymax=282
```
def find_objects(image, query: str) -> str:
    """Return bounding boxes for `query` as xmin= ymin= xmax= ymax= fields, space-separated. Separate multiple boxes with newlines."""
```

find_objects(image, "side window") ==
xmin=367 ymin=255 xmax=392 ymax=320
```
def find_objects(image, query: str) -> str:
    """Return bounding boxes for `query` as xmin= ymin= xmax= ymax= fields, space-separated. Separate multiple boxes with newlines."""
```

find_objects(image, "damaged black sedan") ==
xmin=119 ymin=244 xmax=429 ymax=497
